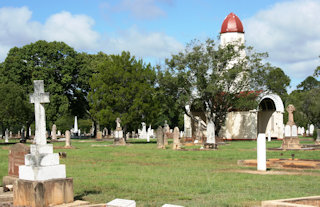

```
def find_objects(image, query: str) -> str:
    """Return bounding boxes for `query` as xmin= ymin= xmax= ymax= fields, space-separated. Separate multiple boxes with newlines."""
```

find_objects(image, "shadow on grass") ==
xmin=126 ymin=141 xmax=157 ymax=144
xmin=74 ymin=190 xmax=101 ymax=200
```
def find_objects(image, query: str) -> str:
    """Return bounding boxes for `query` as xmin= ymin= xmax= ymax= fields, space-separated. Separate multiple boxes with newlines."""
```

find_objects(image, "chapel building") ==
xmin=184 ymin=13 xmax=284 ymax=140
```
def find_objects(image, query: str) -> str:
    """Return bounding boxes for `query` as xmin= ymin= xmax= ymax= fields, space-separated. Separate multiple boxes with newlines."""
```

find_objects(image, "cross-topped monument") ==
xmin=30 ymin=80 xmax=50 ymax=145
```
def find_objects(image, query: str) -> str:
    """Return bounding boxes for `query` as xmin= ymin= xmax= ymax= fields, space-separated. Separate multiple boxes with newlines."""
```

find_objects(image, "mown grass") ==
xmin=1 ymin=137 xmax=320 ymax=206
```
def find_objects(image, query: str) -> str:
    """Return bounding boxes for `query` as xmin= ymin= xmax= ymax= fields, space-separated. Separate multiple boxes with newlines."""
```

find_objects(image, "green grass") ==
xmin=1 ymin=137 xmax=320 ymax=206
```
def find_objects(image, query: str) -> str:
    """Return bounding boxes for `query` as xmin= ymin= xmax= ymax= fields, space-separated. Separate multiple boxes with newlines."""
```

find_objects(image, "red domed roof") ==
xmin=221 ymin=12 xmax=244 ymax=34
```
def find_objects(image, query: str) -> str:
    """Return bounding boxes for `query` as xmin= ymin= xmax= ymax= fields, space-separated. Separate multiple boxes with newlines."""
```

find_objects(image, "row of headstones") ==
xmin=283 ymin=124 xmax=315 ymax=137
xmin=106 ymin=198 xmax=183 ymax=207
xmin=156 ymin=126 xmax=181 ymax=149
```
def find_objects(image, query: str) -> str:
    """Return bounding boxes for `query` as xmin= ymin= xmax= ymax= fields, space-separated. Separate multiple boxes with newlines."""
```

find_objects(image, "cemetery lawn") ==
xmin=1 ymin=138 xmax=320 ymax=207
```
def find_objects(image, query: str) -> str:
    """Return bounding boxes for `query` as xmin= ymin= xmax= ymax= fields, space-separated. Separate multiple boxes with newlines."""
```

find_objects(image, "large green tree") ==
xmin=89 ymin=51 xmax=158 ymax=131
xmin=1 ymin=40 xmax=86 ymax=130
xmin=164 ymin=38 xmax=272 ymax=137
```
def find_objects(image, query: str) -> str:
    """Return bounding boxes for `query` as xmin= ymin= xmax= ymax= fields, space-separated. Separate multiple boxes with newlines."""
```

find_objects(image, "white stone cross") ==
xmin=30 ymin=80 xmax=50 ymax=145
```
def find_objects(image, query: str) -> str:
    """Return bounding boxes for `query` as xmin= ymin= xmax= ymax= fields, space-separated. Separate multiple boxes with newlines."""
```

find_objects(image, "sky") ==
xmin=0 ymin=0 xmax=319 ymax=90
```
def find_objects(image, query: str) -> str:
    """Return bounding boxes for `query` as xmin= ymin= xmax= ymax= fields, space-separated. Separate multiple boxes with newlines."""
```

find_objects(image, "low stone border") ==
xmin=261 ymin=195 xmax=320 ymax=207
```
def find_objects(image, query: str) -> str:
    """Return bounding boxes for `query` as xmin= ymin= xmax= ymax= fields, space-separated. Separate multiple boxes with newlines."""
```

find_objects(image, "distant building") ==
xmin=184 ymin=13 xmax=284 ymax=140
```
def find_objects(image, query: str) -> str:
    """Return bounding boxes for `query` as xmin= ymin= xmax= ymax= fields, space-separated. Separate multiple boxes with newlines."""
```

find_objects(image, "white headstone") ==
xmin=146 ymin=125 xmax=151 ymax=142
xmin=292 ymin=125 xmax=298 ymax=137
xmin=140 ymin=122 xmax=147 ymax=139
xmin=74 ymin=116 xmax=78 ymax=134
xmin=285 ymin=125 xmax=291 ymax=137
xmin=310 ymin=124 xmax=315 ymax=136
xmin=267 ymin=131 xmax=271 ymax=142
xmin=206 ymin=120 xmax=215 ymax=144
xmin=302 ymin=127 xmax=305 ymax=135
xmin=306 ymin=130 xmax=309 ymax=136
xmin=57 ymin=130 xmax=61 ymax=136
xmin=4 ymin=128 xmax=9 ymax=143
xmin=51 ymin=124 xmax=57 ymax=140
xmin=106 ymin=198 xmax=136 ymax=207
xmin=257 ymin=133 xmax=266 ymax=171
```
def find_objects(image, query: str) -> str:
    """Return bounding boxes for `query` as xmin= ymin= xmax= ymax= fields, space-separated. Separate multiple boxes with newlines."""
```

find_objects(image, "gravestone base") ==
xmin=281 ymin=137 xmax=301 ymax=150
xmin=204 ymin=143 xmax=218 ymax=149
xmin=114 ymin=138 xmax=126 ymax=145
xmin=13 ymin=177 xmax=73 ymax=207
xmin=2 ymin=175 xmax=18 ymax=190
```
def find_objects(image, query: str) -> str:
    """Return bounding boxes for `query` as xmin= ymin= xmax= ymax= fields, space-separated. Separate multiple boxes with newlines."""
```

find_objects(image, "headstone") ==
xmin=51 ymin=124 xmax=57 ymax=140
xmin=21 ymin=127 xmax=25 ymax=140
xmin=106 ymin=198 xmax=136 ymax=207
xmin=172 ymin=127 xmax=181 ymax=150
xmin=103 ymin=127 xmax=108 ymax=137
xmin=74 ymin=116 xmax=78 ymax=136
xmin=298 ymin=127 xmax=302 ymax=135
xmin=206 ymin=120 xmax=215 ymax=144
xmin=5 ymin=128 xmax=9 ymax=143
xmin=316 ymin=129 xmax=320 ymax=144
xmin=114 ymin=117 xmax=125 ymax=145
xmin=146 ymin=125 xmax=151 ymax=142
xmin=267 ymin=130 xmax=271 ymax=142
xmin=65 ymin=130 xmax=71 ymax=147
xmin=8 ymin=143 xmax=30 ymax=177
xmin=257 ymin=133 xmax=266 ymax=171
xmin=96 ymin=131 xmax=103 ymax=139
xmin=14 ymin=80 xmax=73 ymax=207
xmin=140 ymin=122 xmax=147 ymax=139
xmin=163 ymin=121 xmax=169 ymax=146
xmin=132 ymin=131 xmax=136 ymax=138
xmin=291 ymin=125 xmax=298 ymax=137
xmin=180 ymin=131 xmax=184 ymax=138
xmin=19 ymin=80 xmax=66 ymax=180
xmin=301 ymin=127 xmax=305 ymax=135
xmin=284 ymin=125 xmax=291 ymax=137
xmin=57 ymin=130 xmax=61 ymax=136
xmin=157 ymin=126 xmax=164 ymax=149
xmin=310 ymin=124 xmax=315 ymax=136
xmin=306 ymin=130 xmax=310 ymax=136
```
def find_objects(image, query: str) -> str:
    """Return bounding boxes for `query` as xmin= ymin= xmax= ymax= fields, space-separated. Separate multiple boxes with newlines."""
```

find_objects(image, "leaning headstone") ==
xmin=257 ymin=133 xmax=266 ymax=171
xmin=2 ymin=143 xmax=30 ymax=188
xmin=65 ymin=130 xmax=71 ymax=147
xmin=51 ymin=124 xmax=57 ymax=140
xmin=310 ymin=124 xmax=315 ymax=136
xmin=172 ymin=127 xmax=181 ymax=150
xmin=5 ymin=128 xmax=9 ymax=143
xmin=106 ymin=198 xmax=136 ymax=207
xmin=157 ymin=126 xmax=165 ymax=149
xmin=14 ymin=80 xmax=73 ymax=207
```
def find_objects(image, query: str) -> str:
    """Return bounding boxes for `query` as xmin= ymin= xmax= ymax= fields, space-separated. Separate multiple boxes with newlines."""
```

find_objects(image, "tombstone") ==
xmin=14 ymin=80 xmax=73 ymax=207
xmin=57 ymin=130 xmax=61 ymax=136
xmin=163 ymin=121 xmax=170 ymax=146
xmin=51 ymin=124 xmax=57 ymax=140
xmin=316 ymin=129 xmax=320 ymax=144
xmin=96 ymin=131 xmax=103 ymax=140
xmin=140 ymin=122 xmax=147 ymax=139
xmin=132 ymin=131 xmax=136 ymax=138
xmin=146 ymin=125 xmax=152 ymax=142
xmin=257 ymin=133 xmax=266 ymax=171
xmin=103 ymin=127 xmax=108 ymax=137
xmin=5 ymin=128 xmax=9 ymax=143
xmin=65 ymin=130 xmax=71 ymax=147
xmin=114 ymin=118 xmax=125 ymax=145
xmin=172 ymin=127 xmax=181 ymax=150
xmin=20 ymin=127 xmax=25 ymax=140
xmin=298 ymin=127 xmax=301 ymax=135
xmin=301 ymin=127 xmax=305 ymax=135
xmin=2 ymin=143 xmax=30 ymax=188
xmin=73 ymin=116 xmax=78 ymax=136
xmin=9 ymin=131 xmax=12 ymax=138
xmin=157 ymin=126 xmax=165 ymax=149
xmin=306 ymin=130 xmax=310 ymax=136
xmin=180 ymin=131 xmax=184 ymax=138
xmin=267 ymin=130 xmax=271 ymax=142
xmin=126 ymin=132 xmax=130 ymax=140
xmin=291 ymin=125 xmax=298 ymax=137
xmin=206 ymin=120 xmax=215 ymax=144
xmin=310 ymin=124 xmax=315 ymax=136
xmin=78 ymin=129 xmax=81 ymax=137
xmin=106 ymin=198 xmax=136 ymax=207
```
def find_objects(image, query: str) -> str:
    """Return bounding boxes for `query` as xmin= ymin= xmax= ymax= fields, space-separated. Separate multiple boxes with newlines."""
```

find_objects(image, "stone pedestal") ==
xmin=13 ymin=178 xmax=74 ymax=207
xmin=281 ymin=137 xmax=301 ymax=149
xmin=114 ymin=127 xmax=125 ymax=145
xmin=96 ymin=131 xmax=102 ymax=140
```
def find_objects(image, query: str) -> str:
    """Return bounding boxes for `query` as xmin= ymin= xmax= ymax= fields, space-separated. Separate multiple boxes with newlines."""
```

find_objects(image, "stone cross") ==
xmin=30 ymin=80 xmax=50 ymax=145
xmin=286 ymin=104 xmax=295 ymax=126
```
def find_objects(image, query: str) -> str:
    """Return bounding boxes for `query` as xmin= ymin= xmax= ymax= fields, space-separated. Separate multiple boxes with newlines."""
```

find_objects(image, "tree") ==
xmin=263 ymin=66 xmax=290 ymax=100
xmin=1 ymin=40 xmax=85 ymax=129
xmin=164 ymin=38 xmax=270 ymax=137
xmin=297 ymin=76 xmax=320 ymax=91
xmin=89 ymin=51 xmax=158 ymax=131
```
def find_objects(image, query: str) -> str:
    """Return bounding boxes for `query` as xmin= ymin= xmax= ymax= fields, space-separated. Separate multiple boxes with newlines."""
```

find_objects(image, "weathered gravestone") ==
xmin=2 ymin=143 xmax=30 ymax=188
xmin=13 ymin=80 xmax=73 ymax=207
xmin=51 ymin=124 xmax=57 ymax=140
xmin=65 ymin=130 xmax=71 ymax=148
xmin=282 ymin=104 xmax=301 ymax=150
xmin=172 ymin=127 xmax=181 ymax=150
xmin=310 ymin=124 xmax=315 ymax=136
xmin=204 ymin=120 xmax=217 ymax=149
xmin=316 ymin=129 xmax=320 ymax=144
xmin=4 ymin=128 xmax=9 ymax=143
xmin=157 ymin=126 xmax=165 ymax=149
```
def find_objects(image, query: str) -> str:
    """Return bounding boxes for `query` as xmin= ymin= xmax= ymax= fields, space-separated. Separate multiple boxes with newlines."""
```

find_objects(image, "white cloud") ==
xmin=0 ymin=6 xmax=183 ymax=63
xmin=104 ymin=26 xmax=184 ymax=59
xmin=244 ymin=0 xmax=320 ymax=83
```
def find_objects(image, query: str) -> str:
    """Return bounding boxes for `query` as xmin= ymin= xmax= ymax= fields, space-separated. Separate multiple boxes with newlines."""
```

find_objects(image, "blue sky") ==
xmin=0 ymin=0 xmax=319 ymax=90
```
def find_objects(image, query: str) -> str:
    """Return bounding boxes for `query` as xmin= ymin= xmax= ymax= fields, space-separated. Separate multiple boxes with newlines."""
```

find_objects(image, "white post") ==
xmin=257 ymin=133 xmax=266 ymax=171
xmin=267 ymin=131 xmax=271 ymax=142
xmin=74 ymin=116 xmax=78 ymax=134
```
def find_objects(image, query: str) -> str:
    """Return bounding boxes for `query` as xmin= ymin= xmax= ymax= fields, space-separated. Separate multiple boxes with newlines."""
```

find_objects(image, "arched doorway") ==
xmin=257 ymin=93 xmax=284 ymax=139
